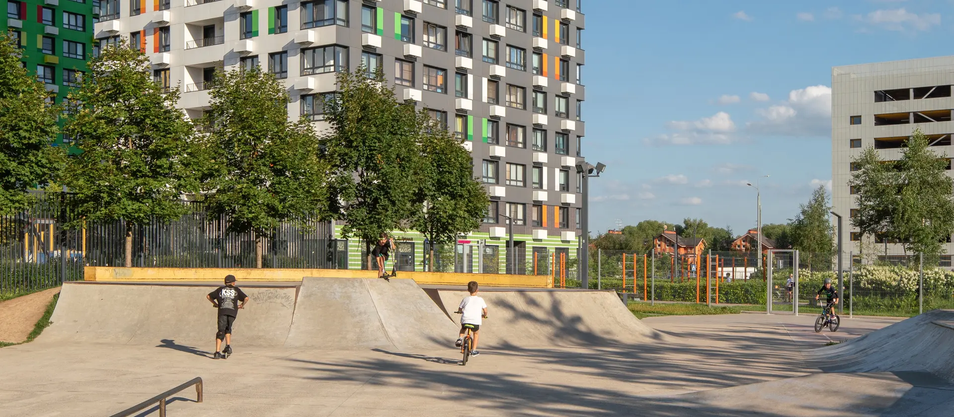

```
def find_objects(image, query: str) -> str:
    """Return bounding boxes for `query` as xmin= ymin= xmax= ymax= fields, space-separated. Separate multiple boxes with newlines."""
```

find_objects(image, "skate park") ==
xmin=1 ymin=267 xmax=954 ymax=416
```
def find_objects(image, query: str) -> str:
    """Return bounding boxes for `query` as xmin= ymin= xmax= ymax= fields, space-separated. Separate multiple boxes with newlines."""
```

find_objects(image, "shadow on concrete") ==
xmin=130 ymin=396 xmax=196 ymax=417
xmin=156 ymin=339 xmax=212 ymax=358
xmin=370 ymin=348 xmax=460 ymax=366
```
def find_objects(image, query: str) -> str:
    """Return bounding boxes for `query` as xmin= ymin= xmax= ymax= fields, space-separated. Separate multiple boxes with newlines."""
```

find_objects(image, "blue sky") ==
xmin=583 ymin=0 xmax=949 ymax=236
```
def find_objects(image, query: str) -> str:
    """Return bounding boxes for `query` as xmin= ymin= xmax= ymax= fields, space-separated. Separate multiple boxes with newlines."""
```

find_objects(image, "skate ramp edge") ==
xmin=804 ymin=310 xmax=954 ymax=383
xmin=433 ymin=289 xmax=663 ymax=349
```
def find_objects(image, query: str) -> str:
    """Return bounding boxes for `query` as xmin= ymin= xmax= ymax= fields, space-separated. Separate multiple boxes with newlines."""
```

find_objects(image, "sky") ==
xmin=583 ymin=0 xmax=951 ymax=236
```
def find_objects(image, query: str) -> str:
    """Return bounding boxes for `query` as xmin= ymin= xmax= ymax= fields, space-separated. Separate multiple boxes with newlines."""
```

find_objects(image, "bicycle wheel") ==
xmin=461 ymin=336 xmax=471 ymax=366
xmin=814 ymin=315 xmax=825 ymax=333
xmin=828 ymin=314 xmax=840 ymax=332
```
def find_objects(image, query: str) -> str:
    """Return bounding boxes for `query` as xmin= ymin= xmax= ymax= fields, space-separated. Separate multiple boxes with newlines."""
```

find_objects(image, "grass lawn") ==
xmin=627 ymin=302 xmax=762 ymax=319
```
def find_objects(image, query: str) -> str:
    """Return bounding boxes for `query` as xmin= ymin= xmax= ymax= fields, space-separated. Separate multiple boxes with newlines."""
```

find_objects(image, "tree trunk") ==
xmin=255 ymin=233 xmax=263 ymax=268
xmin=366 ymin=240 xmax=373 ymax=271
xmin=124 ymin=223 xmax=133 ymax=268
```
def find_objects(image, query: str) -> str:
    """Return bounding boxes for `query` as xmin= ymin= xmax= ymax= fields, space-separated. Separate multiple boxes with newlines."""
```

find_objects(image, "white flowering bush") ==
xmin=851 ymin=265 xmax=954 ymax=294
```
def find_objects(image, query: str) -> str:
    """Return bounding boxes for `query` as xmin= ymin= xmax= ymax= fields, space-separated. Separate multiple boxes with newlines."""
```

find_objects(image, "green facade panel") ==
xmin=376 ymin=7 xmax=384 ymax=36
xmin=267 ymin=7 xmax=275 ymax=34
xmin=393 ymin=12 xmax=401 ymax=40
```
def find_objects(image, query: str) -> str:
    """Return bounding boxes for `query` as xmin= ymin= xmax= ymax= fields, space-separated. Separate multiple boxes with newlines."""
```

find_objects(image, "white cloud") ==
xmin=746 ymin=85 xmax=832 ymax=137
xmin=824 ymin=7 xmax=844 ymax=19
xmin=860 ymin=8 xmax=941 ymax=32
xmin=723 ymin=180 xmax=753 ymax=187
xmin=749 ymin=92 xmax=770 ymax=102
xmin=655 ymin=174 xmax=689 ymax=185
xmin=714 ymin=163 xmax=754 ymax=175
xmin=797 ymin=12 xmax=814 ymax=21
xmin=637 ymin=192 xmax=656 ymax=200
xmin=668 ymin=112 xmax=736 ymax=133
xmin=733 ymin=11 xmax=752 ymax=21
xmin=695 ymin=179 xmax=713 ymax=188
xmin=810 ymin=179 xmax=833 ymax=191
xmin=680 ymin=197 xmax=704 ymax=206
xmin=643 ymin=132 xmax=737 ymax=146
xmin=717 ymin=95 xmax=741 ymax=105
xmin=592 ymin=194 xmax=631 ymax=202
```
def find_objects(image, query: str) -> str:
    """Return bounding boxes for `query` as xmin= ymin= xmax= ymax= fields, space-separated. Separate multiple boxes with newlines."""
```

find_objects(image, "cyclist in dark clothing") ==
xmin=371 ymin=233 xmax=395 ymax=278
xmin=815 ymin=278 xmax=839 ymax=315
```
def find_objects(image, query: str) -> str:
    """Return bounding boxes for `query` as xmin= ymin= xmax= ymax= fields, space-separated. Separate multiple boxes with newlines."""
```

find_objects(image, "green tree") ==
xmin=891 ymin=129 xmax=954 ymax=261
xmin=63 ymin=41 xmax=198 ymax=267
xmin=707 ymin=226 xmax=734 ymax=251
xmin=410 ymin=111 xmax=489 ymax=271
xmin=323 ymin=68 xmax=420 ymax=265
xmin=0 ymin=32 xmax=65 ymax=215
xmin=849 ymin=146 xmax=894 ymax=257
xmin=789 ymin=185 xmax=834 ymax=270
xmin=620 ymin=220 xmax=672 ymax=252
xmin=761 ymin=223 xmax=792 ymax=249
xmin=201 ymin=68 xmax=327 ymax=268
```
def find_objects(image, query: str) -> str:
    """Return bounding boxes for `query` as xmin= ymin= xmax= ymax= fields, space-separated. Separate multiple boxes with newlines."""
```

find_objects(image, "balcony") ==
xmin=532 ymin=229 xmax=548 ymax=240
xmin=532 ymin=152 xmax=547 ymax=164
xmin=455 ymin=56 xmax=472 ymax=70
xmin=489 ymin=226 xmax=506 ymax=238
xmin=489 ymin=24 xmax=505 ymax=37
xmin=185 ymin=82 xmax=213 ymax=92
xmin=532 ymin=114 xmax=547 ymax=126
xmin=152 ymin=52 xmax=171 ymax=66
xmin=45 ymin=0 xmax=58 ymax=5
xmin=561 ymin=45 xmax=576 ymax=58
xmin=561 ymin=8 xmax=576 ymax=21
xmin=185 ymin=0 xmax=222 ymax=6
xmin=404 ymin=0 xmax=422 ymax=14
xmin=403 ymin=88 xmax=422 ymax=102
xmin=7 ymin=19 xmax=22 ymax=29
xmin=152 ymin=10 xmax=170 ymax=24
xmin=295 ymin=31 xmax=316 ymax=44
xmin=44 ymin=26 xmax=58 ymax=35
xmin=532 ymin=37 xmax=547 ymax=50
xmin=532 ymin=0 xmax=547 ymax=12
xmin=456 ymin=98 xmax=472 ymax=111
xmin=45 ymin=84 xmax=59 ymax=94
xmin=403 ymin=44 xmax=422 ymax=58
xmin=561 ymin=82 xmax=576 ymax=95
xmin=235 ymin=39 xmax=253 ymax=54
xmin=561 ymin=231 xmax=576 ymax=241
xmin=532 ymin=191 xmax=548 ymax=201
xmin=456 ymin=14 xmax=472 ymax=28
xmin=489 ymin=105 xmax=506 ymax=118
xmin=488 ymin=186 xmax=506 ymax=198
xmin=236 ymin=0 xmax=253 ymax=9
xmin=561 ymin=156 xmax=576 ymax=167
xmin=461 ymin=141 xmax=473 ymax=152
xmin=532 ymin=75 xmax=547 ymax=88
xmin=362 ymin=33 xmax=382 ymax=48
xmin=186 ymin=36 xmax=224 ymax=50
xmin=489 ymin=65 xmax=506 ymax=78
xmin=489 ymin=145 xmax=506 ymax=158
xmin=295 ymin=73 xmax=336 ymax=92
xmin=560 ymin=120 xmax=576 ymax=131
xmin=561 ymin=193 xmax=576 ymax=205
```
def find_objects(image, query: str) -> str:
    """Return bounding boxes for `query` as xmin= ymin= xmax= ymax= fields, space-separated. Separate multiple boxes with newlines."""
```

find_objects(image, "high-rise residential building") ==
xmin=4 ymin=0 xmax=94 ymax=150
xmin=96 ymin=0 xmax=587 ymax=275
xmin=832 ymin=57 xmax=954 ymax=268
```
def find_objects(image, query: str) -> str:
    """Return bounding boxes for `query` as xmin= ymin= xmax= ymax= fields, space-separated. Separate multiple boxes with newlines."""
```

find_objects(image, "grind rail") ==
xmin=110 ymin=377 xmax=203 ymax=417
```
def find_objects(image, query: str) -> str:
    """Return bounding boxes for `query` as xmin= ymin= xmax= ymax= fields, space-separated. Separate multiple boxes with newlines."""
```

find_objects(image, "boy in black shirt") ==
xmin=207 ymin=274 xmax=249 ymax=359
xmin=371 ymin=233 xmax=395 ymax=279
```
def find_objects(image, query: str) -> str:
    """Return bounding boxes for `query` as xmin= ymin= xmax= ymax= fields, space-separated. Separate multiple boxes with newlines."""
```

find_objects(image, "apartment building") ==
xmin=832 ymin=56 xmax=954 ymax=268
xmin=4 ymin=0 xmax=94 ymax=151
xmin=95 ymin=0 xmax=587 ymax=274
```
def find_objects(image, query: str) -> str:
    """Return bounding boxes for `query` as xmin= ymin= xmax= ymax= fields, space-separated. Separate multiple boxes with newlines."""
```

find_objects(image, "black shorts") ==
xmin=460 ymin=323 xmax=480 ymax=333
xmin=217 ymin=314 xmax=236 ymax=335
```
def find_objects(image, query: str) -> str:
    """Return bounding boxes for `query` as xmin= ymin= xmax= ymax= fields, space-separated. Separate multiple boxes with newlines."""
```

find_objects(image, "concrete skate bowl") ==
xmin=804 ymin=309 xmax=954 ymax=382
xmin=428 ymin=289 xmax=664 ymax=349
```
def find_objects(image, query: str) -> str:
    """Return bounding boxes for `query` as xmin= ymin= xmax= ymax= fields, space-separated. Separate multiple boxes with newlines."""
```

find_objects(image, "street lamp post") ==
xmin=499 ymin=213 xmax=515 ymax=274
xmin=747 ymin=175 xmax=769 ymax=274
xmin=830 ymin=210 xmax=844 ymax=314
xmin=576 ymin=161 xmax=606 ymax=290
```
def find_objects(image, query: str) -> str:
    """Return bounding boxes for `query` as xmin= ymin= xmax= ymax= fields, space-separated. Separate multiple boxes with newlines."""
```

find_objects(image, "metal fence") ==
xmin=0 ymin=193 xmax=335 ymax=295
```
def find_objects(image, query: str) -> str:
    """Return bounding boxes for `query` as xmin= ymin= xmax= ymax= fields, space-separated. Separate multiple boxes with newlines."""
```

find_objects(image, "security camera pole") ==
xmin=577 ymin=161 xmax=605 ymax=290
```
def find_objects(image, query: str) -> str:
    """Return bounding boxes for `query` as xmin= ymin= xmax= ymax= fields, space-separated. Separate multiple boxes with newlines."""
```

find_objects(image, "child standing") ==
xmin=455 ymin=281 xmax=488 ymax=357
xmin=207 ymin=274 xmax=249 ymax=359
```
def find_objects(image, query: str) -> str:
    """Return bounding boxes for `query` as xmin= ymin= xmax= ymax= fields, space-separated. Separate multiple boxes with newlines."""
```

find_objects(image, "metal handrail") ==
xmin=111 ymin=377 xmax=203 ymax=417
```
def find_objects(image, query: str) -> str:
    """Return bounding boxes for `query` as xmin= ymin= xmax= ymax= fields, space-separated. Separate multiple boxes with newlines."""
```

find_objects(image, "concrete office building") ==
xmin=95 ymin=0 xmax=587 ymax=275
xmin=832 ymin=56 xmax=954 ymax=268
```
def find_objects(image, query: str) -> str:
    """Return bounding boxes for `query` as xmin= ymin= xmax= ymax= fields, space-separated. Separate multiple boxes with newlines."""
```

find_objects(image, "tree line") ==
xmin=0 ymin=36 xmax=489 ymax=269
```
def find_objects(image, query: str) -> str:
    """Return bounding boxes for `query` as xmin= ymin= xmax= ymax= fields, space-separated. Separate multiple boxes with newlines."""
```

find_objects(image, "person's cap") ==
xmin=225 ymin=274 xmax=237 ymax=283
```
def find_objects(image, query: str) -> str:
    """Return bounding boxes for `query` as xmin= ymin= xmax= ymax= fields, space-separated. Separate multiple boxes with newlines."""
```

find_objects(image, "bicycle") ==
xmin=814 ymin=301 xmax=840 ymax=333
xmin=454 ymin=311 xmax=486 ymax=366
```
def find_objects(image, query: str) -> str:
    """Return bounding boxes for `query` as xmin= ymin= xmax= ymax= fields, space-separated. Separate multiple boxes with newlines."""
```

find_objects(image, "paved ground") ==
xmin=0 ymin=288 xmax=59 ymax=344
xmin=5 ymin=312 xmax=943 ymax=417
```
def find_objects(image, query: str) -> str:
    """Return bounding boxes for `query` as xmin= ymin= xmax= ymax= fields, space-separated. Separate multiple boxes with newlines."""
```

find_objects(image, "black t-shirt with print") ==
xmin=208 ymin=285 xmax=248 ymax=317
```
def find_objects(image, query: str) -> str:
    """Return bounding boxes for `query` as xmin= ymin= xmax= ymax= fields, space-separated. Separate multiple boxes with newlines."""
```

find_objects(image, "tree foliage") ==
xmin=761 ymin=223 xmax=792 ymax=249
xmin=63 ymin=41 xmax=198 ymax=267
xmin=0 ymin=32 xmax=65 ymax=215
xmin=200 ymin=67 xmax=327 ymax=268
xmin=789 ymin=185 xmax=834 ymax=270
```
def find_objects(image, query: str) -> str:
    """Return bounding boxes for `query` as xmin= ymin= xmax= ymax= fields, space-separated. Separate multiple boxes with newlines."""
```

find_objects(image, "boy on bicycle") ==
xmin=814 ymin=278 xmax=839 ymax=314
xmin=455 ymin=281 xmax=488 ymax=357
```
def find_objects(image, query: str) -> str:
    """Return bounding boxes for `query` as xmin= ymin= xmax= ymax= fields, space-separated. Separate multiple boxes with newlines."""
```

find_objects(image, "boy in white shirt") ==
xmin=455 ymin=281 xmax=488 ymax=356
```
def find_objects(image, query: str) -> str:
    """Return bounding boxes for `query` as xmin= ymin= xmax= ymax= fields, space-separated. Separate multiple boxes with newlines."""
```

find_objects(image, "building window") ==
xmin=482 ymin=39 xmax=497 ymax=64
xmin=558 ymin=22 xmax=568 ymax=45
xmin=158 ymin=0 xmax=170 ymax=10
xmin=426 ymin=109 xmax=447 ymax=128
xmin=850 ymin=209 xmax=859 ymax=219
xmin=455 ymin=31 xmax=472 ymax=57
xmin=7 ymin=1 xmax=22 ymax=19
xmin=395 ymin=59 xmax=413 ymax=87
xmin=555 ymin=96 xmax=569 ymax=118
xmin=506 ymin=203 xmax=526 ymax=226
xmin=506 ymin=84 xmax=525 ymax=109
xmin=129 ymin=31 xmax=141 ymax=51
xmin=64 ymin=12 xmax=85 ymax=31
xmin=240 ymin=55 xmax=259 ymax=72
xmin=532 ymin=205 xmax=542 ymax=227
xmin=360 ymin=52 xmax=382 ymax=78
xmin=558 ymin=170 xmax=569 ymax=192
xmin=400 ymin=15 xmax=414 ymax=43
xmin=273 ymin=6 xmax=288 ymax=33
xmin=506 ymin=124 xmax=525 ymax=148
xmin=576 ymin=100 xmax=582 ymax=121
xmin=532 ymin=91 xmax=546 ymax=114
xmin=9 ymin=30 xmax=21 ymax=48
xmin=482 ymin=0 xmax=497 ymax=24
xmin=555 ymin=0 xmax=568 ymax=8
xmin=576 ymin=172 xmax=582 ymax=193
xmin=100 ymin=0 xmax=120 ymax=20
xmin=302 ymin=0 xmax=348 ymax=29
xmin=269 ymin=51 xmax=288 ymax=79
xmin=41 ymin=7 xmax=54 ymax=25
xmin=486 ymin=79 xmax=498 ymax=104
xmin=558 ymin=59 xmax=569 ymax=82
xmin=850 ymin=115 xmax=862 ymax=125
xmin=576 ymin=64 xmax=582 ymax=84
xmin=63 ymin=69 xmax=82 ymax=87
xmin=559 ymin=206 xmax=569 ymax=228
xmin=555 ymin=132 xmax=568 ymax=155
xmin=63 ymin=40 xmax=85 ymax=59
xmin=41 ymin=37 xmax=55 ymax=55
xmin=486 ymin=120 xmax=499 ymax=144
xmin=301 ymin=93 xmax=336 ymax=121
xmin=850 ymin=185 xmax=857 ymax=195
xmin=850 ymin=138 xmax=861 ymax=148
xmin=424 ymin=0 xmax=446 ymax=8
xmin=37 ymin=65 xmax=55 ymax=84
xmin=506 ymin=163 xmax=525 ymax=187
xmin=455 ymin=72 xmax=468 ymax=98
xmin=532 ymin=52 xmax=542 ymax=75
xmin=483 ymin=201 xmax=498 ymax=223
xmin=576 ymin=28 xmax=583 ymax=49
xmin=532 ymin=129 xmax=546 ymax=151
xmin=532 ymin=13 xmax=542 ymax=37
xmin=850 ymin=162 xmax=860 ymax=172
xmin=531 ymin=166 xmax=543 ymax=189
xmin=423 ymin=66 xmax=446 ymax=93
xmin=506 ymin=45 xmax=525 ymax=71
xmin=240 ymin=12 xmax=254 ymax=39
xmin=482 ymin=160 xmax=498 ymax=184
xmin=158 ymin=27 xmax=170 ymax=52
xmin=424 ymin=23 xmax=447 ymax=51
xmin=505 ymin=6 xmax=525 ymax=32
xmin=456 ymin=0 xmax=472 ymax=16
xmin=455 ymin=115 xmax=466 ymax=140
xmin=130 ymin=0 xmax=141 ymax=15
xmin=301 ymin=45 xmax=348 ymax=75
xmin=850 ymin=232 xmax=861 ymax=242
xmin=575 ymin=208 xmax=581 ymax=229
xmin=576 ymin=135 xmax=581 ymax=157
xmin=153 ymin=69 xmax=170 ymax=92
xmin=361 ymin=5 xmax=376 ymax=33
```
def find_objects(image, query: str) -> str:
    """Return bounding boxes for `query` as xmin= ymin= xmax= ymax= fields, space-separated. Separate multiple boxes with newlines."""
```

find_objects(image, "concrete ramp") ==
xmin=432 ymin=289 xmax=661 ymax=348
xmin=284 ymin=278 xmax=456 ymax=350
xmin=805 ymin=310 xmax=954 ymax=383
xmin=44 ymin=283 xmax=296 ymax=348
